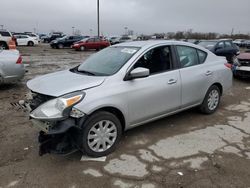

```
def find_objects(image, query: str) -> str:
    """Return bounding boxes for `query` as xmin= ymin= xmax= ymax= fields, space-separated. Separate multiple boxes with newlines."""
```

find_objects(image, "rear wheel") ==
xmin=0 ymin=42 xmax=8 ymax=49
xmin=200 ymin=85 xmax=221 ymax=114
xmin=81 ymin=111 xmax=122 ymax=157
xmin=28 ymin=41 xmax=34 ymax=46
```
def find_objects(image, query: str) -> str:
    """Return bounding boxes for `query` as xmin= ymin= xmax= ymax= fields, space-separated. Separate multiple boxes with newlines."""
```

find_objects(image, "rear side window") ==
xmin=197 ymin=50 xmax=207 ymax=63
xmin=0 ymin=31 xmax=11 ymax=37
xmin=176 ymin=46 xmax=199 ymax=68
xmin=225 ymin=41 xmax=232 ymax=48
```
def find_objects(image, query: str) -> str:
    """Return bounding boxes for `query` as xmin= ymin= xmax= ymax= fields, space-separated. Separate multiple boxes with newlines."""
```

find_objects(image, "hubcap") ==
xmin=207 ymin=89 xmax=219 ymax=111
xmin=87 ymin=120 xmax=117 ymax=153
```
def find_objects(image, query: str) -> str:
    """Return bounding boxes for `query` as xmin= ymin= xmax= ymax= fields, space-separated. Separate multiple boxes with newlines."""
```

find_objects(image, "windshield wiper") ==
xmin=77 ymin=69 xmax=96 ymax=76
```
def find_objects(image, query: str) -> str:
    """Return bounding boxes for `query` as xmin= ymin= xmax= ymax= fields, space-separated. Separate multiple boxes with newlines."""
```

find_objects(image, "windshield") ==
xmin=198 ymin=41 xmax=217 ymax=50
xmin=78 ymin=46 xmax=140 ymax=76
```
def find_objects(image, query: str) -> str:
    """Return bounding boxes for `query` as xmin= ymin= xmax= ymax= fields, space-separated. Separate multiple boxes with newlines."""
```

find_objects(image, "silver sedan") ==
xmin=27 ymin=40 xmax=232 ymax=157
xmin=0 ymin=50 xmax=25 ymax=83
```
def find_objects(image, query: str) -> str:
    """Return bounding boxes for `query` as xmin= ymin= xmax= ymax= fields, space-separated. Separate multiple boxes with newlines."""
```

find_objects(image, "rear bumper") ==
xmin=1 ymin=69 xmax=25 ymax=83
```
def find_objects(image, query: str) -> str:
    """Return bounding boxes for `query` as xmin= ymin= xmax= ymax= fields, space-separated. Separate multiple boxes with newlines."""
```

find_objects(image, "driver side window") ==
xmin=133 ymin=46 xmax=172 ymax=75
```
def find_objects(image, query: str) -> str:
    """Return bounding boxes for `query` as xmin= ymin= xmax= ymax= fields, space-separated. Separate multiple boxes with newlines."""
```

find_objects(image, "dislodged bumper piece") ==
xmin=31 ymin=118 xmax=85 ymax=156
xmin=31 ymin=118 xmax=78 ymax=135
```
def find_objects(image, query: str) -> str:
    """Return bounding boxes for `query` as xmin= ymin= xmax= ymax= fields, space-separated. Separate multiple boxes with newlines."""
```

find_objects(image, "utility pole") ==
xmin=0 ymin=25 xmax=3 ymax=30
xmin=97 ymin=0 xmax=100 ymax=37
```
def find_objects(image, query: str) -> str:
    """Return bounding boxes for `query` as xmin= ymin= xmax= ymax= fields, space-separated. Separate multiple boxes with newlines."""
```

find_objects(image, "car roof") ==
xmin=14 ymin=34 xmax=30 ymax=37
xmin=114 ymin=40 xmax=199 ymax=48
xmin=199 ymin=39 xmax=232 ymax=42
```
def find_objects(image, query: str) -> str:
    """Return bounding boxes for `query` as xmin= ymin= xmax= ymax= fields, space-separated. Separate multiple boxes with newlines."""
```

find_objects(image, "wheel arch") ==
xmin=211 ymin=82 xmax=223 ymax=95
xmin=88 ymin=106 xmax=126 ymax=132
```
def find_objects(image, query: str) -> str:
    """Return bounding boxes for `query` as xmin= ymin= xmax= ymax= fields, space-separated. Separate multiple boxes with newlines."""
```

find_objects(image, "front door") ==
xmin=125 ymin=45 xmax=181 ymax=126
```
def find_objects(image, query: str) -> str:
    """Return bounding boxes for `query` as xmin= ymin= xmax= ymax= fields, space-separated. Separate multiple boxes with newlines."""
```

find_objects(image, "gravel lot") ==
xmin=0 ymin=44 xmax=250 ymax=188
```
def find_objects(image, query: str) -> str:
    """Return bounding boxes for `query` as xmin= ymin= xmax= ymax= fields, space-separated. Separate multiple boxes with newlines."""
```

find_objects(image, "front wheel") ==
xmin=80 ymin=46 xmax=85 ymax=51
xmin=58 ymin=44 xmax=64 ymax=49
xmin=81 ymin=111 xmax=122 ymax=157
xmin=200 ymin=85 xmax=221 ymax=114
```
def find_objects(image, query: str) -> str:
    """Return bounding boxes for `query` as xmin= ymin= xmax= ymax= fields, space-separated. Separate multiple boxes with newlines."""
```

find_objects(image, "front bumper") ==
xmin=234 ymin=66 xmax=250 ymax=78
xmin=31 ymin=117 xmax=86 ymax=156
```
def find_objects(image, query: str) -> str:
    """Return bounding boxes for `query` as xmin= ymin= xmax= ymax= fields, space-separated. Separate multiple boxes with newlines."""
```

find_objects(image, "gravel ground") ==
xmin=0 ymin=44 xmax=250 ymax=188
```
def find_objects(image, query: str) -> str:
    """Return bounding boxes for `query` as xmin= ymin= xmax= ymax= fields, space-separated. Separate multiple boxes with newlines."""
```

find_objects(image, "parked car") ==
xmin=109 ymin=36 xmax=121 ymax=45
xmin=0 ymin=49 xmax=25 ymax=83
xmin=14 ymin=34 xmax=39 ymax=46
xmin=24 ymin=32 xmax=40 ymax=43
xmin=197 ymin=39 xmax=240 ymax=63
xmin=233 ymin=39 xmax=246 ymax=47
xmin=43 ymin=32 xmax=65 ymax=43
xmin=25 ymin=40 xmax=232 ymax=157
xmin=50 ymin=35 xmax=85 ymax=49
xmin=245 ymin=40 xmax=250 ymax=49
xmin=119 ymin=36 xmax=133 ymax=43
xmin=0 ymin=30 xmax=16 ymax=50
xmin=233 ymin=51 xmax=250 ymax=78
xmin=72 ymin=37 xmax=110 ymax=51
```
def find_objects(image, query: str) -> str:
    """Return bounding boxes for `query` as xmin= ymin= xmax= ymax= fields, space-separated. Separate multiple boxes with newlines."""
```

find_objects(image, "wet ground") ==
xmin=0 ymin=44 xmax=250 ymax=188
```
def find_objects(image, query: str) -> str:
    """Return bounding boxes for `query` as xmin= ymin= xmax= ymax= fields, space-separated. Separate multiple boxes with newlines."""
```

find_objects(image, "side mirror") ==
xmin=125 ymin=67 xmax=150 ymax=81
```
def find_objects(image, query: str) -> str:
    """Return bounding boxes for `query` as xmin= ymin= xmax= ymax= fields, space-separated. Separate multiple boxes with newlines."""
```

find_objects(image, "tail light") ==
xmin=224 ymin=63 xmax=232 ymax=69
xmin=16 ymin=56 xmax=22 ymax=64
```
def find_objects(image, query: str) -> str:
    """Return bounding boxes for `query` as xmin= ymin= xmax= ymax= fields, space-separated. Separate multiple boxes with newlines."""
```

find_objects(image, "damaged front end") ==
xmin=23 ymin=91 xmax=87 ymax=156
xmin=234 ymin=60 xmax=250 ymax=78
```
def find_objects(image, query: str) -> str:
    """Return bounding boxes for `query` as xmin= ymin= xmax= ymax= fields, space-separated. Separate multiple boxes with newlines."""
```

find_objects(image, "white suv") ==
xmin=14 ymin=34 xmax=39 ymax=46
xmin=0 ymin=30 xmax=15 ymax=49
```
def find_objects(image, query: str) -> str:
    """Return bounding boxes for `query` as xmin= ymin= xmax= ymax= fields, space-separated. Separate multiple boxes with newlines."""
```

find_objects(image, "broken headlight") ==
xmin=30 ymin=91 xmax=85 ymax=120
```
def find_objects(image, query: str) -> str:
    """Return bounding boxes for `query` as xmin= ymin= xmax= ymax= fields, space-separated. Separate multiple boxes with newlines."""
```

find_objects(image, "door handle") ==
xmin=168 ymin=79 xmax=177 ymax=85
xmin=205 ymin=71 xmax=213 ymax=76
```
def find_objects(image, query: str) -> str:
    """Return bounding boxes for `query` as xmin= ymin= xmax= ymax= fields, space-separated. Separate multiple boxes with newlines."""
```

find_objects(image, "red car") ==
xmin=233 ymin=51 xmax=250 ymax=78
xmin=72 ymin=37 xmax=110 ymax=51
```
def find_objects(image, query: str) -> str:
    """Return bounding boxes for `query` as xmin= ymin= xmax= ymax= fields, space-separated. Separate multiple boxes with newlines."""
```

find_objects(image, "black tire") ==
xmin=0 ymin=42 xmax=8 ymax=49
xmin=200 ymin=85 xmax=221 ymax=114
xmin=28 ymin=41 xmax=34 ymax=46
xmin=58 ymin=44 xmax=64 ymax=49
xmin=80 ymin=46 xmax=85 ymax=51
xmin=81 ymin=111 xmax=122 ymax=157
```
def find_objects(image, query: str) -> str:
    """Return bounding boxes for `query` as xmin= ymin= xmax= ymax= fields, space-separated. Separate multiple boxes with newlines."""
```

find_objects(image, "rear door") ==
xmin=176 ymin=45 xmax=213 ymax=108
xmin=18 ymin=35 xmax=28 ymax=45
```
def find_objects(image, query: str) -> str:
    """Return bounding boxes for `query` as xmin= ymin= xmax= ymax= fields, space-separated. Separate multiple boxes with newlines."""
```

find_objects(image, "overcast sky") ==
xmin=1 ymin=0 xmax=250 ymax=36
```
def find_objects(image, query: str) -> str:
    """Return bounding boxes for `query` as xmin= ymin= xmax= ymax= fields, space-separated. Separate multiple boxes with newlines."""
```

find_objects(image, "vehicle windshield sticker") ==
xmin=121 ymin=48 xmax=137 ymax=54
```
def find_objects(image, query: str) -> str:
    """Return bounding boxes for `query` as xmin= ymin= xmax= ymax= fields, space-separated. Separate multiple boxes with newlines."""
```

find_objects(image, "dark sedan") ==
xmin=197 ymin=39 xmax=240 ymax=63
xmin=50 ymin=36 xmax=86 ymax=49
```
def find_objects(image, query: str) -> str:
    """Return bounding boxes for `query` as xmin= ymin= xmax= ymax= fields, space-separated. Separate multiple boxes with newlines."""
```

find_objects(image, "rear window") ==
xmin=0 ymin=31 xmax=11 ymax=37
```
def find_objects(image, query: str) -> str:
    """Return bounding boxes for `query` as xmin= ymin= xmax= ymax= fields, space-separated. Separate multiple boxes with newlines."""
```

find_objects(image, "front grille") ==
xmin=29 ymin=92 xmax=54 ymax=111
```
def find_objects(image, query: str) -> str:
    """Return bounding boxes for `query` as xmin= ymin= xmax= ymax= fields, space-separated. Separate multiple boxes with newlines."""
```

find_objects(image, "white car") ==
xmin=0 ymin=30 xmax=16 ymax=49
xmin=25 ymin=33 xmax=41 ymax=43
xmin=14 ymin=34 xmax=39 ymax=46
xmin=0 ymin=49 xmax=25 ymax=83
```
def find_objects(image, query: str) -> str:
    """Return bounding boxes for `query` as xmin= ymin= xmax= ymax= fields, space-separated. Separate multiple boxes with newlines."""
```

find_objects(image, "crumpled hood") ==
xmin=27 ymin=70 xmax=106 ymax=97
